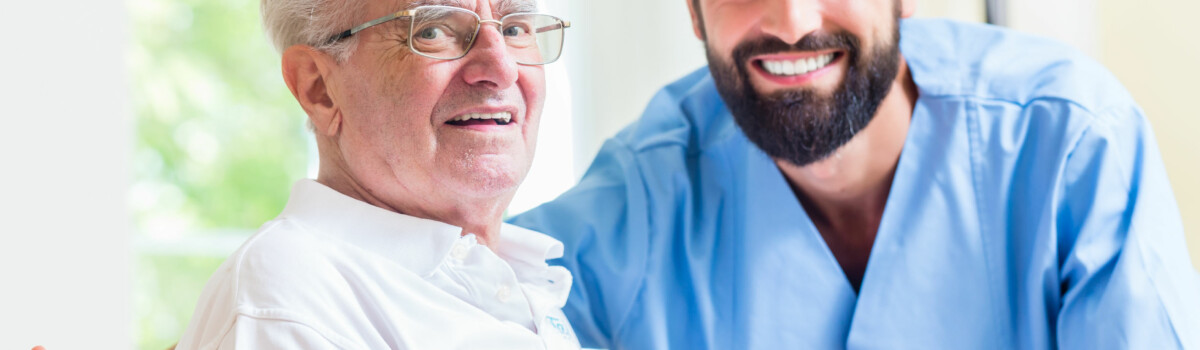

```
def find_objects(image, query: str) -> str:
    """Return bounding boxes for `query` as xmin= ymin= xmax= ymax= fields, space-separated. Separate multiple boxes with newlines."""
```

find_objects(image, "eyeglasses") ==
xmin=327 ymin=5 xmax=571 ymax=65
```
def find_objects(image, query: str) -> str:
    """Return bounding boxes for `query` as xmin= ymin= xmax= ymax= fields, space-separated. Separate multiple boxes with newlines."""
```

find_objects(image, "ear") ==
xmin=282 ymin=45 xmax=342 ymax=137
xmin=899 ymin=0 xmax=917 ymax=18
xmin=686 ymin=0 xmax=705 ymax=40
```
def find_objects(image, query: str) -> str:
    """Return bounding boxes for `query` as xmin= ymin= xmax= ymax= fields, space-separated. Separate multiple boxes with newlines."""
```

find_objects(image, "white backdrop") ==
xmin=0 ymin=1 xmax=131 ymax=349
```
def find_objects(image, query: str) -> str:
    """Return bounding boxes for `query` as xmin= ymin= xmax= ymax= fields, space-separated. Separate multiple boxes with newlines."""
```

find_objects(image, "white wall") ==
xmin=915 ymin=0 xmax=985 ymax=22
xmin=0 ymin=2 xmax=131 ymax=349
xmin=1007 ymin=0 xmax=1099 ymax=57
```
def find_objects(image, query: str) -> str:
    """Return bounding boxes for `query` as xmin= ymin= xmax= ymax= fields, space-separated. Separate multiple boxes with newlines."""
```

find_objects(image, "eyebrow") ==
xmin=403 ymin=0 xmax=471 ymax=10
xmin=401 ymin=0 xmax=539 ymax=15
xmin=495 ymin=0 xmax=538 ymax=15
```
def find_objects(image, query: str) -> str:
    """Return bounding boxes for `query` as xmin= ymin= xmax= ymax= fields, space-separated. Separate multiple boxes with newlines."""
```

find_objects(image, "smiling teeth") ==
xmin=762 ymin=53 xmax=836 ymax=77
xmin=452 ymin=112 xmax=512 ymax=123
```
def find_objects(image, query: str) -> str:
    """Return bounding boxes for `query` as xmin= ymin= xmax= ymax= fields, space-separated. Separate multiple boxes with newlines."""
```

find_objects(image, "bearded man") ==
xmin=509 ymin=0 xmax=1200 ymax=348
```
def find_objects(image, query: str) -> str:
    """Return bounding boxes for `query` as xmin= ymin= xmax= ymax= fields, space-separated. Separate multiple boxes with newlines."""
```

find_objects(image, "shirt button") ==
xmin=496 ymin=285 xmax=511 ymax=302
xmin=451 ymin=244 xmax=469 ymax=261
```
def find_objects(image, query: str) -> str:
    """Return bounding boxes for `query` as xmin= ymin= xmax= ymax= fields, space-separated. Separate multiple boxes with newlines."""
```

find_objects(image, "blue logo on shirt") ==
xmin=545 ymin=316 xmax=569 ymax=336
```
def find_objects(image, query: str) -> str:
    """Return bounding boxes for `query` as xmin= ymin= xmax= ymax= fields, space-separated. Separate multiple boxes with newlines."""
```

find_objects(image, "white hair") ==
xmin=261 ymin=0 xmax=367 ymax=61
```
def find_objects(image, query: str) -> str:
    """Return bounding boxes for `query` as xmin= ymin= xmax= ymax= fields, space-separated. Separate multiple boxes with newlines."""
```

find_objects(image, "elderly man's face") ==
xmin=693 ymin=0 xmax=911 ymax=166
xmin=330 ymin=0 xmax=544 ymax=205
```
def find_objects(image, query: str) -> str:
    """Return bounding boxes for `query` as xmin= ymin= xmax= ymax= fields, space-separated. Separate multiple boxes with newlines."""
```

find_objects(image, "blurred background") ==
xmin=1 ymin=0 xmax=1195 ymax=348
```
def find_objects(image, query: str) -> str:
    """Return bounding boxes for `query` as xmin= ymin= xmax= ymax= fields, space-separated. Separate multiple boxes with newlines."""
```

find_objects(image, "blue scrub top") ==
xmin=509 ymin=19 xmax=1200 ymax=349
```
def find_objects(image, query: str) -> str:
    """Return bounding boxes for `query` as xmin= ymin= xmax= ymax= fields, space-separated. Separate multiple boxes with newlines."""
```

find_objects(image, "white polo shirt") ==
xmin=176 ymin=180 xmax=581 ymax=349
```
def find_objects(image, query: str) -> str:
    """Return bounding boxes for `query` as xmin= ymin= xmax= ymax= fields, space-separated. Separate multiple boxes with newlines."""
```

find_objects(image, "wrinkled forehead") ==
xmin=395 ymin=0 xmax=539 ymax=15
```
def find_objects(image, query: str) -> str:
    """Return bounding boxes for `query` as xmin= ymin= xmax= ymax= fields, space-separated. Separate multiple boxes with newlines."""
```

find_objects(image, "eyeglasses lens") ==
xmin=411 ymin=7 xmax=566 ymax=64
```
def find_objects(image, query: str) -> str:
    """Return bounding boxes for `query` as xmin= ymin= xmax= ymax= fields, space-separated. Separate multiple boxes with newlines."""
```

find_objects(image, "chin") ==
xmin=447 ymin=158 xmax=528 ymax=199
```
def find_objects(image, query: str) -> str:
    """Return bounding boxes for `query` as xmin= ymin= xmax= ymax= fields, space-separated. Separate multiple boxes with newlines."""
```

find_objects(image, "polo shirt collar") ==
xmin=278 ymin=179 xmax=566 ymax=282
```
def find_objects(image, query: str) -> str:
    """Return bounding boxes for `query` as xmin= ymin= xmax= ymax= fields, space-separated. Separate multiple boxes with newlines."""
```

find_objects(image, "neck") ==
xmin=314 ymin=140 xmax=511 ymax=248
xmin=776 ymin=53 xmax=917 ymax=234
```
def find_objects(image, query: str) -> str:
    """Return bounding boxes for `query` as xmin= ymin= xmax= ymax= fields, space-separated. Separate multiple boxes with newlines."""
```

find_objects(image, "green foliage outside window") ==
xmin=129 ymin=0 xmax=309 ymax=347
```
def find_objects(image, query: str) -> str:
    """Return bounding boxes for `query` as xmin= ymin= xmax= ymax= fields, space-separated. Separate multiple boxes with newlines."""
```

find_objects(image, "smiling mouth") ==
xmin=756 ymin=52 xmax=841 ymax=77
xmin=445 ymin=112 xmax=513 ymax=126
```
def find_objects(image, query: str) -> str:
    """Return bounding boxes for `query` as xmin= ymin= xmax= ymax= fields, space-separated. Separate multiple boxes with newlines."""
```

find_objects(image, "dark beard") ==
xmin=706 ymin=23 xmax=901 ymax=167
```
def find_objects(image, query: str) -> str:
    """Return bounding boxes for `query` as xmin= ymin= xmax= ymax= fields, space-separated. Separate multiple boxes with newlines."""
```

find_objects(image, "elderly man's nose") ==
xmin=461 ymin=25 xmax=519 ymax=90
xmin=760 ymin=0 xmax=822 ymax=45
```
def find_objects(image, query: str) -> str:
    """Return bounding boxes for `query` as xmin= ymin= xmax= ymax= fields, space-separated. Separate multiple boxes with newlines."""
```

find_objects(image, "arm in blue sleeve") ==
xmin=1055 ymin=105 xmax=1200 ymax=349
xmin=509 ymin=138 xmax=651 ymax=349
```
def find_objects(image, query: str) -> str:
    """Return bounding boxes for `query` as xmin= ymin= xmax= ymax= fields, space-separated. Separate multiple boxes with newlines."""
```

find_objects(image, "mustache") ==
xmin=731 ymin=30 xmax=861 ymax=67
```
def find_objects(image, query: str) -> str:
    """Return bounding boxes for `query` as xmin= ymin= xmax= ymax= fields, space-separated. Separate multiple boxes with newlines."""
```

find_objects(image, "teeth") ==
xmin=781 ymin=60 xmax=795 ymax=75
xmin=765 ymin=61 xmax=781 ymax=74
xmin=761 ymin=53 xmax=836 ymax=77
xmin=452 ymin=112 xmax=512 ymax=123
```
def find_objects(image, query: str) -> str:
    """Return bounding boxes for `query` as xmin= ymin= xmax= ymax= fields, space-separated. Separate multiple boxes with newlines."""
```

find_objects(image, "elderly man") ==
xmin=176 ymin=0 xmax=579 ymax=348
xmin=510 ymin=0 xmax=1200 ymax=348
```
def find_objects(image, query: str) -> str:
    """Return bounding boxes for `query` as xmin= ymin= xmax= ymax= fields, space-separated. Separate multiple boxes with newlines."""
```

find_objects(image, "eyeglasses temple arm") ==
xmin=325 ymin=10 xmax=415 ymax=44
xmin=534 ymin=20 xmax=570 ymax=34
